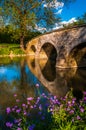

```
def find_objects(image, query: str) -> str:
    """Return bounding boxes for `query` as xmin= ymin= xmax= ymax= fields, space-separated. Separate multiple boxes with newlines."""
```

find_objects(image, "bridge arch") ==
xmin=35 ymin=37 xmax=58 ymax=58
xmin=69 ymin=42 xmax=86 ymax=67
xmin=40 ymin=42 xmax=57 ymax=60
xmin=56 ymin=42 xmax=86 ymax=68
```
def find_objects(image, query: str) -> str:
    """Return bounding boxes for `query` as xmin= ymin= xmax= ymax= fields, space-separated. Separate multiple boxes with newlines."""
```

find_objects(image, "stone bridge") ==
xmin=26 ymin=25 xmax=86 ymax=68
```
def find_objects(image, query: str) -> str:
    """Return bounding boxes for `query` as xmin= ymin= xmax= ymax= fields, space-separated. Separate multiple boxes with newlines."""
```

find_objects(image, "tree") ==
xmin=1 ymin=0 xmax=75 ymax=49
xmin=0 ymin=6 xmax=5 ymax=30
xmin=62 ymin=12 xmax=86 ymax=28
xmin=77 ymin=13 xmax=86 ymax=24
xmin=0 ymin=16 xmax=4 ymax=28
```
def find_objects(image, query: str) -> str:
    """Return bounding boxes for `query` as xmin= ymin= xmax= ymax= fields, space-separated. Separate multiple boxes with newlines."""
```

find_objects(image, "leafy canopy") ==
xmin=0 ymin=0 xmax=75 ymax=46
xmin=1 ymin=0 xmax=75 ymax=30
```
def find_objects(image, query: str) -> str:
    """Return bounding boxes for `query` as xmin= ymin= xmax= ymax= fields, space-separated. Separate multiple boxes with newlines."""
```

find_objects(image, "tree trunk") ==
xmin=20 ymin=35 xmax=25 ymax=51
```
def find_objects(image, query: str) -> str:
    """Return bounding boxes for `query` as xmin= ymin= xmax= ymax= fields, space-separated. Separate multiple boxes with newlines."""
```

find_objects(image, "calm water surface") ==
xmin=0 ymin=56 xmax=86 ymax=128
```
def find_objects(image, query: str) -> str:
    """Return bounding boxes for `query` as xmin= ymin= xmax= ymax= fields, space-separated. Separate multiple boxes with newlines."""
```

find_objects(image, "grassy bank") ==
xmin=0 ymin=43 xmax=25 ymax=56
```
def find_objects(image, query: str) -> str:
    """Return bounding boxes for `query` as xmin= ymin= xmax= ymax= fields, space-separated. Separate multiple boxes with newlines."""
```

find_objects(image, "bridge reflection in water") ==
xmin=26 ymin=56 xmax=86 ymax=98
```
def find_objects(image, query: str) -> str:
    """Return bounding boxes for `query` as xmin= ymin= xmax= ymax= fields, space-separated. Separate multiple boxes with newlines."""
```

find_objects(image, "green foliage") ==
xmin=77 ymin=13 xmax=86 ymax=24
xmin=0 ymin=0 xmax=75 ymax=46
xmin=0 ymin=25 xmax=41 ymax=44
xmin=51 ymin=90 xmax=86 ymax=130
xmin=5 ymin=89 xmax=86 ymax=130
xmin=0 ymin=0 xmax=61 ymax=46
xmin=0 ymin=43 xmax=24 ymax=55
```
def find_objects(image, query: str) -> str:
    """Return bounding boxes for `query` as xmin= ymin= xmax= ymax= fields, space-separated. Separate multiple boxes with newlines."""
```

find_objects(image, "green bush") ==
xmin=0 ymin=44 xmax=24 ymax=55
xmin=0 ymin=47 xmax=10 ymax=55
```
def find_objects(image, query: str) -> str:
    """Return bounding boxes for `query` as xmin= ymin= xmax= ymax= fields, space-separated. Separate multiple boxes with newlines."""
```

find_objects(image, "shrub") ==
xmin=0 ymin=44 xmax=24 ymax=55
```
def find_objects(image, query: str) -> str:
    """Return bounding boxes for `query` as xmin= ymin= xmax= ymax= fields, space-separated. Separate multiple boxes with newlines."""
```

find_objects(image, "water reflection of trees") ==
xmin=0 ymin=58 xmax=37 ymax=112
xmin=1 ymin=56 xmax=86 ymax=111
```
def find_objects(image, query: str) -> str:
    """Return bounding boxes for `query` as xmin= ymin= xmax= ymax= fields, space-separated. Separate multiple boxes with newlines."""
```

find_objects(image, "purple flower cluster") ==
xmin=6 ymin=122 xmax=13 ymax=128
xmin=5 ymin=90 xmax=86 ymax=130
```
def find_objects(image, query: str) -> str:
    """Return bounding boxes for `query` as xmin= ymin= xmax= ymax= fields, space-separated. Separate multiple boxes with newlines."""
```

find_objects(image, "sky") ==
xmin=36 ymin=0 xmax=86 ymax=31
xmin=53 ymin=0 xmax=86 ymax=29
xmin=61 ymin=0 xmax=86 ymax=21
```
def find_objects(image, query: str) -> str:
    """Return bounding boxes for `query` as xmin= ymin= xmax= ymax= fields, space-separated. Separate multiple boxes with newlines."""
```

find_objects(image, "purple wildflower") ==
xmin=17 ymin=127 xmax=22 ymax=130
xmin=14 ymin=119 xmax=22 ymax=124
xmin=30 ymin=105 xmax=33 ymax=109
xmin=33 ymin=105 xmax=37 ymax=108
xmin=29 ymin=124 xmax=35 ymax=130
xmin=42 ymin=93 xmax=47 ymax=98
xmin=83 ymin=91 xmax=86 ymax=95
xmin=39 ymin=104 xmax=42 ymax=110
xmin=25 ymin=105 xmax=28 ymax=108
xmin=36 ymin=83 xmax=39 ymax=88
xmin=16 ymin=109 xmax=21 ymax=113
xmin=69 ymin=110 xmax=74 ymax=114
xmin=80 ymin=107 xmax=84 ymax=113
xmin=27 ymin=101 xmax=30 ymax=105
xmin=6 ymin=122 xmax=13 ymax=128
xmin=6 ymin=107 xmax=11 ymax=114
xmin=18 ymin=122 xmax=21 ymax=126
xmin=14 ymin=94 xmax=17 ymax=97
xmin=22 ymin=103 xmax=26 ymax=107
xmin=84 ymin=96 xmax=86 ymax=101
xmin=38 ymin=111 xmax=42 ymax=115
xmin=77 ymin=115 xmax=81 ymax=120
xmin=49 ymin=108 xmax=53 ymax=112
xmin=54 ymin=96 xmax=57 ymax=99
xmin=16 ymin=99 xmax=20 ymax=102
xmin=23 ymin=111 xmax=27 ymax=115
xmin=72 ymin=99 xmax=75 ymax=104
xmin=27 ymin=97 xmax=33 ymax=101
xmin=67 ymin=101 xmax=72 ymax=107
xmin=14 ymin=105 xmax=18 ymax=108
xmin=41 ymin=116 xmax=45 ymax=120
xmin=35 ymin=97 xmax=40 ymax=104
xmin=55 ymin=99 xmax=60 ymax=105
xmin=45 ymin=103 xmax=49 ymax=107
xmin=12 ymin=107 xmax=15 ymax=112
xmin=72 ymin=118 xmax=74 ymax=122
xmin=66 ymin=108 xmax=70 ymax=111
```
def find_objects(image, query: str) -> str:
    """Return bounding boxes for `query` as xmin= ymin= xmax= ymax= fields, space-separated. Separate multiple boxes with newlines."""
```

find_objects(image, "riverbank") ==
xmin=0 ymin=43 xmax=25 ymax=56
xmin=0 ymin=43 xmax=48 ymax=59
xmin=0 ymin=53 xmax=27 ymax=58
